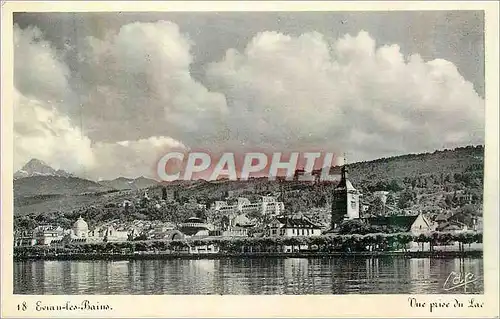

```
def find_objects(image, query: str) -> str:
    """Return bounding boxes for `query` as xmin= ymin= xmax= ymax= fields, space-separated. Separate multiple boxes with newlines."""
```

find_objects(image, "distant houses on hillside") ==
xmin=212 ymin=195 xmax=285 ymax=217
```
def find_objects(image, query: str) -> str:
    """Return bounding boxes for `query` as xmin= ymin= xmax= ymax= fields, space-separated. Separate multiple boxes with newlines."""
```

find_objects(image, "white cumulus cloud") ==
xmin=74 ymin=20 xmax=228 ymax=146
xmin=91 ymin=136 xmax=187 ymax=180
xmin=13 ymin=88 xmax=95 ymax=174
xmin=206 ymin=30 xmax=484 ymax=161
xmin=14 ymin=25 xmax=70 ymax=102
xmin=13 ymin=23 xmax=190 ymax=180
xmin=13 ymin=22 xmax=485 ymax=180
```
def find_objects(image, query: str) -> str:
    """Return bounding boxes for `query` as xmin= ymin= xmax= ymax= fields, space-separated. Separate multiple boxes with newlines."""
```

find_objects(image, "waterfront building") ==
xmin=267 ymin=215 xmax=322 ymax=237
xmin=221 ymin=227 xmax=249 ymax=237
xmin=103 ymin=225 xmax=129 ymax=242
xmin=69 ymin=216 xmax=130 ymax=244
xmin=186 ymin=242 xmax=220 ymax=254
xmin=179 ymin=217 xmax=211 ymax=237
xmin=33 ymin=225 xmax=65 ymax=245
xmin=363 ymin=213 xmax=433 ymax=251
xmin=51 ymin=235 xmax=86 ymax=246
xmin=70 ymin=216 xmax=89 ymax=239
xmin=265 ymin=215 xmax=322 ymax=253
xmin=87 ymin=226 xmax=106 ymax=243
xmin=331 ymin=164 xmax=360 ymax=229
xmin=224 ymin=214 xmax=256 ymax=237
xmin=14 ymin=230 xmax=36 ymax=247
xmin=363 ymin=213 xmax=432 ymax=235
xmin=209 ymin=213 xmax=255 ymax=237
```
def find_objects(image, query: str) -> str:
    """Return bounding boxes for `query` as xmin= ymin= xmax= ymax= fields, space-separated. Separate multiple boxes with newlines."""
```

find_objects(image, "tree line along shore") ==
xmin=14 ymin=231 xmax=482 ymax=260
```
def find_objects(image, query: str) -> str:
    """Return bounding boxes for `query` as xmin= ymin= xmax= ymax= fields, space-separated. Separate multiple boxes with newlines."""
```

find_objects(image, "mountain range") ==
xmin=13 ymin=159 xmax=160 ymax=197
xmin=14 ymin=158 xmax=73 ymax=179
xmin=99 ymin=176 xmax=160 ymax=190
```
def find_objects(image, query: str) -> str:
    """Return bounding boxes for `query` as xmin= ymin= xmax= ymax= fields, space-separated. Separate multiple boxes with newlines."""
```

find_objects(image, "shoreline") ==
xmin=14 ymin=250 xmax=483 ymax=261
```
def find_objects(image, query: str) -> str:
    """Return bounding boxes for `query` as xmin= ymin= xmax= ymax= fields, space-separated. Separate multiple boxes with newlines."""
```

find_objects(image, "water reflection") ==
xmin=13 ymin=257 xmax=483 ymax=295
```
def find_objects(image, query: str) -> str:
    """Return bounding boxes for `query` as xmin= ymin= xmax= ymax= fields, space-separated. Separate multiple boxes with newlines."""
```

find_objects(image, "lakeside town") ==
xmin=9 ymin=9 xmax=491 ymax=302
xmin=8 ymin=8 xmax=491 ymax=302
xmin=14 ymin=153 xmax=484 ymax=258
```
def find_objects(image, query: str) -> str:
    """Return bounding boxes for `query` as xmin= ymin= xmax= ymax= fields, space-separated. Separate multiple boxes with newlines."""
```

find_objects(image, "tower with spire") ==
xmin=331 ymin=154 xmax=360 ymax=229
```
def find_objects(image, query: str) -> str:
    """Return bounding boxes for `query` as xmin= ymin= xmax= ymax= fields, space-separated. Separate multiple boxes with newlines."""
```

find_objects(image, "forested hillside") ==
xmin=14 ymin=175 xmax=113 ymax=196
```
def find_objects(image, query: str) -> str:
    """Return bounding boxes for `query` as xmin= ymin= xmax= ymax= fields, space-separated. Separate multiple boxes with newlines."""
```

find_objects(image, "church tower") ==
xmin=331 ymin=163 xmax=360 ymax=229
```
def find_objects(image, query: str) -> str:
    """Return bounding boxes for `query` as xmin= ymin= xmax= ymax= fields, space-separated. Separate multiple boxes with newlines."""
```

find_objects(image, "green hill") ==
xmin=14 ymin=175 xmax=114 ymax=196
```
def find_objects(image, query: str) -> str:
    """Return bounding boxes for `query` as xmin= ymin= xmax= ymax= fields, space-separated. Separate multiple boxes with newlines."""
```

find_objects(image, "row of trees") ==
xmin=15 ymin=231 xmax=482 ymax=256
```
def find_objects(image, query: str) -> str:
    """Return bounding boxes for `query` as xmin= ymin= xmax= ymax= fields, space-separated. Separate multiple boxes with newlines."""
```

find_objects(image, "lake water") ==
xmin=13 ymin=257 xmax=483 ymax=294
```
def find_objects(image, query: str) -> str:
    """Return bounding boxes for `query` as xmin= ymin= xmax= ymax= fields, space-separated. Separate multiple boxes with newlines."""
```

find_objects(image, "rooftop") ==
xmin=362 ymin=214 xmax=425 ymax=231
xmin=275 ymin=216 xmax=322 ymax=229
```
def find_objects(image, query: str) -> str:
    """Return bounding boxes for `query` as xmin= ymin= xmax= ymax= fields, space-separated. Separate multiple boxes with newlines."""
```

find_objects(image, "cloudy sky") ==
xmin=13 ymin=11 xmax=485 ymax=180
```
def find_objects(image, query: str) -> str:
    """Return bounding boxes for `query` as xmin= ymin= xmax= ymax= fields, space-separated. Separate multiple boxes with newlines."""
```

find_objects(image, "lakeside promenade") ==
xmin=14 ymin=250 xmax=483 ymax=261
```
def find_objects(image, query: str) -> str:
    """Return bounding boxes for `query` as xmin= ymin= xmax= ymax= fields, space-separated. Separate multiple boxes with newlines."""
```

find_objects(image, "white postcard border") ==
xmin=1 ymin=1 xmax=498 ymax=318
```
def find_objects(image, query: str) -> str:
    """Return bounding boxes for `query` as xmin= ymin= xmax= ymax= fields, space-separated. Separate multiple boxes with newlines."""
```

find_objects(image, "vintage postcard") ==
xmin=1 ymin=1 xmax=499 ymax=318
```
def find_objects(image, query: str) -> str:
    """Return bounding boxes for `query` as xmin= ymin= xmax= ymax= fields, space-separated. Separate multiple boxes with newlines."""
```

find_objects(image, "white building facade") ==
xmin=213 ymin=196 xmax=285 ymax=217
